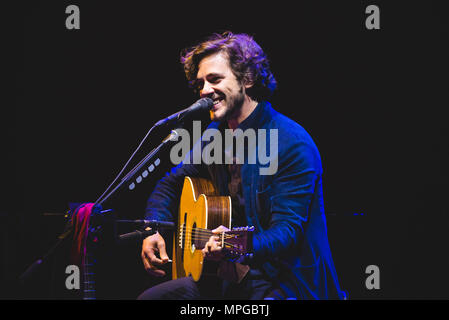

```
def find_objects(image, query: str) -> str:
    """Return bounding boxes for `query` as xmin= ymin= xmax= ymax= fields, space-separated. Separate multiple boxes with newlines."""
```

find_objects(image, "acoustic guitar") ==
xmin=172 ymin=176 xmax=254 ymax=281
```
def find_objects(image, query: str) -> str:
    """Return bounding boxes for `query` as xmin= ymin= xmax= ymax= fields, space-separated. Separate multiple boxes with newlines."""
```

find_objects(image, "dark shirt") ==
xmin=227 ymin=161 xmax=246 ymax=228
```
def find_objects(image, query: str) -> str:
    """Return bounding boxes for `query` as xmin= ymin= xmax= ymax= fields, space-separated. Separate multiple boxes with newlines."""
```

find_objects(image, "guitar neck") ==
xmin=83 ymin=245 xmax=96 ymax=300
xmin=180 ymin=225 xmax=253 ymax=254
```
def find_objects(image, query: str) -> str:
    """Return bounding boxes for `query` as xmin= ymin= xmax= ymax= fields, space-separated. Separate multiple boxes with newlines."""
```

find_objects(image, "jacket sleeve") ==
xmin=252 ymin=136 xmax=323 ymax=260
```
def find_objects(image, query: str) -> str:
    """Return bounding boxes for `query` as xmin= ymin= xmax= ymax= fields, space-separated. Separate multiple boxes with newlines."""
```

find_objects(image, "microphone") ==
xmin=116 ymin=219 xmax=175 ymax=229
xmin=119 ymin=229 xmax=155 ymax=243
xmin=117 ymin=220 xmax=175 ymax=243
xmin=155 ymin=97 xmax=213 ymax=127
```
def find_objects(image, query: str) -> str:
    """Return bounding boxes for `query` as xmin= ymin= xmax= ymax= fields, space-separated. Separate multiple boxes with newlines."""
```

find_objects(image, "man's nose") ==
xmin=200 ymin=82 xmax=214 ymax=98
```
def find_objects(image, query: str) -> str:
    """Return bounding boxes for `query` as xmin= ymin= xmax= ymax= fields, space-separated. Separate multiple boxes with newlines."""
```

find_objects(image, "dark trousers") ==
xmin=137 ymin=275 xmax=279 ymax=300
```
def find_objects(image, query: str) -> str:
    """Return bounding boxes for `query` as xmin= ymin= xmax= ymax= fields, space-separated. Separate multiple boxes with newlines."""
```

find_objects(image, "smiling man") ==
xmin=138 ymin=31 xmax=345 ymax=300
xmin=195 ymin=51 xmax=257 ymax=128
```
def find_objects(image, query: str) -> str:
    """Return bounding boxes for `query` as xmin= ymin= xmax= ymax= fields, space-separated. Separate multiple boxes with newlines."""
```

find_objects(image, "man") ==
xmin=138 ymin=31 xmax=345 ymax=299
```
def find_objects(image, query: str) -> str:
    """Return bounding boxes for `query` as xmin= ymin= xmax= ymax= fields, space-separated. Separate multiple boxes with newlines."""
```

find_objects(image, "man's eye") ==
xmin=195 ymin=81 xmax=204 ymax=90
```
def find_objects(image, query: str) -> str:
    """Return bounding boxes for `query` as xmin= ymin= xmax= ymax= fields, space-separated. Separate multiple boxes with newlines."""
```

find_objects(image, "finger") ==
xmin=202 ymin=241 xmax=223 ymax=261
xmin=202 ymin=241 xmax=213 ymax=256
xmin=207 ymin=239 xmax=221 ymax=252
xmin=146 ymin=264 xmax=166 ymax=277
xmin=213 ymin=240 xmax=222 ymax=251
xmin=211 ymin=235 xmax=222 ymax=249
xmin=212 ymin=225 xmax=230 ymax=234
xmin=147 ymin=265 xmax=166 ymax=277
xmin=144 ymin=248 xmax=165 ymax=265
xmin=142 ymin=252 xmax=166 ymax=277
xmin=209 ymin=238 xmax=219 ymax=252
xmin=157 ymin=240 xmax=169 ymax=262
xmin=207 ymin=241 xmax=213 ymax=253
xmin=142 ymin=255 xmax=153 ymax=271
xmin=207 ymin=234 xmax=219 ymax=244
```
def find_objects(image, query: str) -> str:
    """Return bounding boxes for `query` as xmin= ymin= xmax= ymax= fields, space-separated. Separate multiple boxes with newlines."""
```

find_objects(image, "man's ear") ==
xmin=244 ymin=79 xmax=254 ymax=89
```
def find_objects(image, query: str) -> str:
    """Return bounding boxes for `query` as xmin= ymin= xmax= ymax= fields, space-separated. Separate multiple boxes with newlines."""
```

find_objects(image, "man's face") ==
xmin=196 ymin=52 xmax=246 ymax=122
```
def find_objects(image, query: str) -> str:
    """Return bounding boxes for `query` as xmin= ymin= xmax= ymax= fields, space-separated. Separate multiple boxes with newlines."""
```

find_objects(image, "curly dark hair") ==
xmin=180 ymin=31 xmax=277 ymax=102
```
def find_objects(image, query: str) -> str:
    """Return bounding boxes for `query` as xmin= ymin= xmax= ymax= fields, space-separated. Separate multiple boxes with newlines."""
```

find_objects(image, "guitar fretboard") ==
xmin=83 ymin=244 xmax=96 ymax=300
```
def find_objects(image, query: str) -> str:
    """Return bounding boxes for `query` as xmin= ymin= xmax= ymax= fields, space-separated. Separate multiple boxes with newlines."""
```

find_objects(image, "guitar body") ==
xmin=173 ymin=176 xmax=232 ymax=281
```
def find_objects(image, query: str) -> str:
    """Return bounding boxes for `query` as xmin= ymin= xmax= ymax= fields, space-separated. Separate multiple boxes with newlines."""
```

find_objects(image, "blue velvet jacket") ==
xmin=145 ymin=101 xmax=345 ymax=299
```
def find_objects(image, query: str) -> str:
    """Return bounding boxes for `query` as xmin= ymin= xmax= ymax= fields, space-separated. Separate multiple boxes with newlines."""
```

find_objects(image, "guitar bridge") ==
xmin=179 ymin=224 xmax=183 ymax=249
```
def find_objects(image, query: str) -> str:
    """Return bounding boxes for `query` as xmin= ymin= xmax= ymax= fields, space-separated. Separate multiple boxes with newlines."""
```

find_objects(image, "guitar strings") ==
xmin=179 ymin=225 xmax=243 ymax=238
xmin=180 ymin=230 xmax=241 ymax=243
xmin=181 ymin=234 xmax=243 ymax=249
xmin=181 ymin=237 xmax=240 ymax=247
xmin=178 ymin=225 xmax=248 ymax=250
xmin=181 ymin=230 xmax=236 ymax=239
xmin=180 ymin=226 xmax=215 ymax=236
xmin=181 ymin=234 xmax=238 ymax=243
xmin=180 ymin=242 xmax=241 ymax=250
xmin=181 ymin=231 xmax=238 ymax=240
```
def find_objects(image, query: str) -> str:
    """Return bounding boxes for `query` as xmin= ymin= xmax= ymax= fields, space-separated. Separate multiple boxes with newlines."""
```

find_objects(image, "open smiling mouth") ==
xmin=212 ymin=97 xmax=224 ymax=110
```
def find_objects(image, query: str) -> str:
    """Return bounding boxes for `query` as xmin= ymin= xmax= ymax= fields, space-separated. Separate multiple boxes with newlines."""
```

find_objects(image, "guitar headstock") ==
xmin=222 ymin=226 xmax=254 ymax=259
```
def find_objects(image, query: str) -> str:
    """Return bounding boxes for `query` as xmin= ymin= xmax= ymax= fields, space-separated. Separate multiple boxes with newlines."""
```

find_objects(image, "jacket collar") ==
xmin=215 ymin=100 xmax=272 ymax=132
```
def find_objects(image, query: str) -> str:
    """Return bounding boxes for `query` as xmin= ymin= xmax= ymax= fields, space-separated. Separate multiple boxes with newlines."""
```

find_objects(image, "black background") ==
xmin=4 ymin=0 xmax=448 ymax=299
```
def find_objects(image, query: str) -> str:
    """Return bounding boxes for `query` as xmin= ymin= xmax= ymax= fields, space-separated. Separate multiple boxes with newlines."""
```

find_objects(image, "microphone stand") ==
xmin=18 ymin=226 xmax=73 ymax=285
xmin=19 ymin=117 xmax=183 ymax=288
xmin=18 ymin=205 xmax=106 ymax=286
xmin=96 ymin=130 xmax=179 ymax=206
xmin=18 ymin=212 xmax=175 ymax=285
